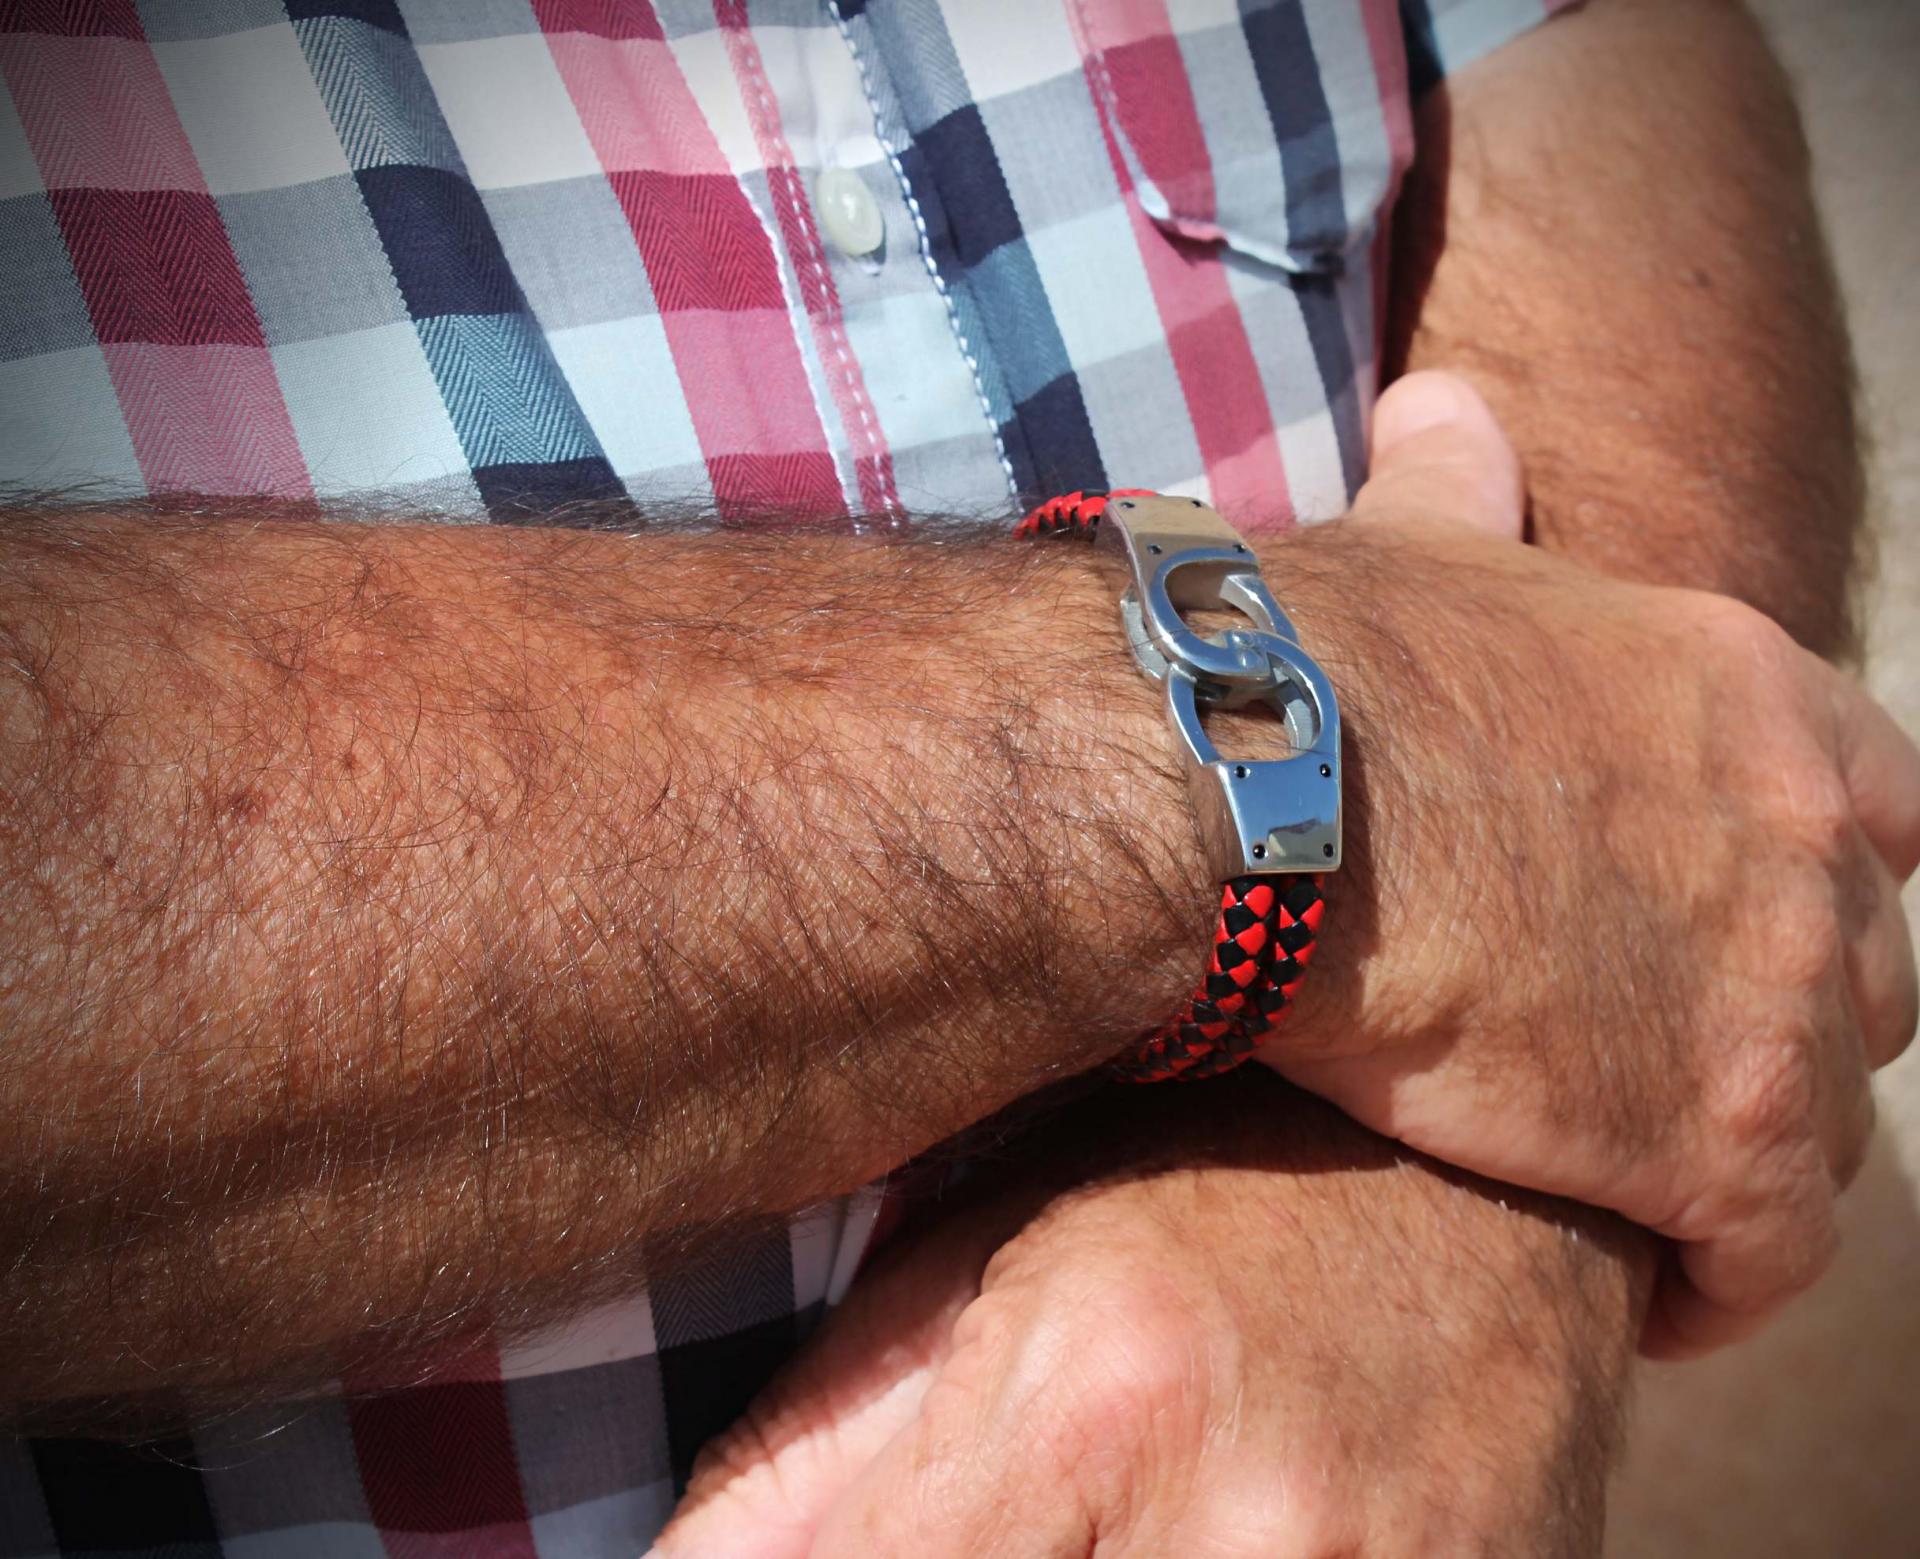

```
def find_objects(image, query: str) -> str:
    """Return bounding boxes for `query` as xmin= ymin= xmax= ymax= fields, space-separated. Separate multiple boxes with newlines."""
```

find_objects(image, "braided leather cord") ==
xmin=1018 ymin=489 xmax=1327 ymax=1082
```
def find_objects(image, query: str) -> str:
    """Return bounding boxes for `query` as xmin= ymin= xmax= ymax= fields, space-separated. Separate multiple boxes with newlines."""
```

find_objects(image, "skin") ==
xmin=0 ymin=512 xmax=1216 ymax=1411
xmin=655 ymin=371 xmax=1914 ymax=1557
xmin=0 ymin=17 xmax=1911 ymax=1557
xmin=1379 ymin=0 xmax=1904 ymax=1355
xmin=1388 ymin=0 xmax=1863 ymax=660
xmin=656 ymin=1077 xmax=1649 ymax=1559
xmin=659 ymin=2 xmax=1916 ymax=1550
xmin=5 ymin=452 xmax=1910 ymax=1417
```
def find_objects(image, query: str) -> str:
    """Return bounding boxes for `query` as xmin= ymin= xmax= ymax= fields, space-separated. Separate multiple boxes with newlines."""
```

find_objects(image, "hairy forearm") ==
xmin=0 ymin=503 xmax=1227 ymax=1407
xmin=1391 ymin=0 xmax=1861 ymax=656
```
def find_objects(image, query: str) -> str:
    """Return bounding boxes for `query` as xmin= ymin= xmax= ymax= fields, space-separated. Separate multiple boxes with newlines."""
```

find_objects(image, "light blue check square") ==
xmin=396 ymin=0 xmax=542 ymax=45
xmin=220 ymin=1523 xmax=390 ymax=1559
xmin=1076 ymin=339 xmax=1205 ymax=497
xmin=884 ymin=430 xmax=1014 ymax=517
xmin=196 ymin=1399 xmax=377 ymax=1536
xmin=153 ymin=22 xmax=353 ymax=196
xmin=1426 ymin=0 xmax=1554 ymax=75
xmin=0 ymin=346 xmax=143 ymax=494
xmin=529 ymin=1485 xmax=678 ymax=1559
xmin=1026 ymin=203 xmax=1165 ymax=370
xmin=417 ymin=31 xmax=600 ymax=191
xmin=841 ymin=288 xmax=991 ymax=459
xmin=137 ymin=0 xmax=289 ymax=43
xmin=976 ymin=72 xmax=1116 ymax=231
xmin=856 ymin=0 xmax=973 ymax=129
xmin=1223 ymin=248 xmax=1346 ymax=430
xmin=546 ymin=316 xmax=703 ymax=483
xmin=274 ymin=320 xmax=470 ymax=494
xmin=963 ymin=238 xmax=1073 ymax=406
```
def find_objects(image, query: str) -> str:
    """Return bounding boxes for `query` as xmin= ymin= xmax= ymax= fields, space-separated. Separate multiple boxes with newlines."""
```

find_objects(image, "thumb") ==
xmin=1354 ymin=370 xmax=1525 ymax=538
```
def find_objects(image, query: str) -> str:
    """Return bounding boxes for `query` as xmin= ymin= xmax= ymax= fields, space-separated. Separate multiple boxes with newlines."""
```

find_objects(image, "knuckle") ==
xmin=1777 ymin=762 xmax=1856 ymax=866
xmin=963 ymin=1254 xmax=1212 ymax=1479
xmin=1715 ymin=1035 xmax=1818 ymax=1164
xmin=1019 ymin=1289 xmax=1211 ymax=1529
xmin=1692 ymin=592 xmax=1795 ymax=673
xmin=1203 ymin=1489 xmax=1359 ymax=1559
xmin=1057 ymin=1286 xmax=1206 ymax=1432
xmin=1758 ymin=869 xmax=1844 ymax=993
xmin=1771 ymin=1171 xmax=1842 ymax=1302
xmin=1686 ymin=597 xmax=1853 ymax=847
xmin=1680 ymin=1144 xmax=1838 ymax=1304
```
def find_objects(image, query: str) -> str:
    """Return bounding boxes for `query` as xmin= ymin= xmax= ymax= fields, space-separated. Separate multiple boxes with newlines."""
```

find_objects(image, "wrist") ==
xmin=988 ymin=540 xmax=1220 ymax=1055
xmin=1010 ymin=504 xmax=1365 ymax=1080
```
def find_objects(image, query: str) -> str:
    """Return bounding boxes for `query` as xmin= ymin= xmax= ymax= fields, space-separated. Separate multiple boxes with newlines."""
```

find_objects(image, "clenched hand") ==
xmin=1260 ymin=374 xmax=1920 ymax=1355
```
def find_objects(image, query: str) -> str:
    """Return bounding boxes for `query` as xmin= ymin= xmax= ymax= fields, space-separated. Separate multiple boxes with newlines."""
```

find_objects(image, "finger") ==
xmin=1357 ymin=370 xmax=1526 ymax=538
xmin=1826 ymin=672 xmax=1920 ymax=880
xmin=1841 ymin=835 xmax=1920 ymax=1069
xmin=1640 ymin=1158 xmax=1838 ymax=1361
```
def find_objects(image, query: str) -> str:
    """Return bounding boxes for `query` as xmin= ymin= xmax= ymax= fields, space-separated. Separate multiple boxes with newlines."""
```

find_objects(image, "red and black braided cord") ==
xmin=1012 ymin=486 xmax=1155 ymax=540
xmin=1018 ymin=489 xmax=1327 ymax=1082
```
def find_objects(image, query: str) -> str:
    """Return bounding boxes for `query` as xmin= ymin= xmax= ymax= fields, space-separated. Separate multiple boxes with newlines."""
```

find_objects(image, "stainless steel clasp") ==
xmin=1098 ymin=495 xmax=1341 ymax=879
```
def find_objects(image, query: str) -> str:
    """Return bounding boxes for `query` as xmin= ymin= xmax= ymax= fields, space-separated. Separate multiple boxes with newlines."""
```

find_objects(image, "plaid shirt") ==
xmin=0 ymin=1 xmax=1557 ymax=1553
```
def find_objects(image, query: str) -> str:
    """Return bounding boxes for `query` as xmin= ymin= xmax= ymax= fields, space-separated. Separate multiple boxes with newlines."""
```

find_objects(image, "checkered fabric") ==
xmin=0 ymin=1 xmax=1563 ymax=1553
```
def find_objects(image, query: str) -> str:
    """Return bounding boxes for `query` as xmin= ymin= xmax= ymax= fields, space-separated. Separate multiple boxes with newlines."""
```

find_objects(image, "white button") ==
xmin=816 ymin=167 xmax=884 ymax=259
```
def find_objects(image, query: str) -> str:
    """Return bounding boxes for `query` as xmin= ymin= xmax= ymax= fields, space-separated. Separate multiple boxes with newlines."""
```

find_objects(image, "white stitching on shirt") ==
xmin=727 ymin=22 xmax=900 ymax=517
xmin=826 ymin=0 xmax=1019 ymax=502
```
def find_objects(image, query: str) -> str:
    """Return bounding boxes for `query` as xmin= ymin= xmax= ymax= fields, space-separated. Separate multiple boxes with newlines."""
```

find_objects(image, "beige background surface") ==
xmin=1604 ymin=3 xmax=1920 ymax=1554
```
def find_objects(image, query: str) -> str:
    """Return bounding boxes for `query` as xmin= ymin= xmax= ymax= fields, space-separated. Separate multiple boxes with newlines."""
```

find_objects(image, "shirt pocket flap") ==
xmin=1078 ymin=1 xmax=1409 ymax=275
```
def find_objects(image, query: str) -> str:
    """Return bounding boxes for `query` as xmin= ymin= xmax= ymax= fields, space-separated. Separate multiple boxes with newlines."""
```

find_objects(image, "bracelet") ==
xmin=1016 ymin=488 xmax=1336 ymax=1082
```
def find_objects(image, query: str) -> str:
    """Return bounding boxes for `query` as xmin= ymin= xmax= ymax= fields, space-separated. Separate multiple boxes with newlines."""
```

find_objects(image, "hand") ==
xmin=651 ymin=1078 xmax=1646 ymax=1558
xmin=1258 ymin=372 xmax=1920 ymax=1355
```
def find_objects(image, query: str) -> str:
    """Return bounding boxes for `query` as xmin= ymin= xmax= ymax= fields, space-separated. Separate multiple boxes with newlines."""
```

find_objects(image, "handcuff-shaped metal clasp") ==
xmin=1097 ymin=495 xmax=1342 ymax=881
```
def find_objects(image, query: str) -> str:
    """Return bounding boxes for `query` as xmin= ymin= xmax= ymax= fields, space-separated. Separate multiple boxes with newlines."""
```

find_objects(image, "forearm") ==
xmin=1273 ymin=1 xmax=1838 ymax=1396
xmin=0 ymin=502 xmax=1218 ymax=1407
xmin=1390 ymin=0 xmax=1861 ymax=656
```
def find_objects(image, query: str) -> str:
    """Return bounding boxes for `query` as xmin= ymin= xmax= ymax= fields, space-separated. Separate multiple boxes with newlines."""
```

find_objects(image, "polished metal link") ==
xmin=1097 ymin=495 xmax=1341 ymax=880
